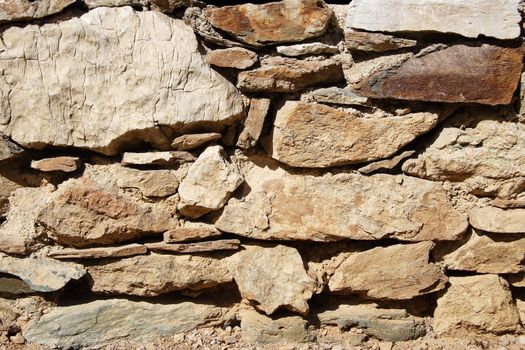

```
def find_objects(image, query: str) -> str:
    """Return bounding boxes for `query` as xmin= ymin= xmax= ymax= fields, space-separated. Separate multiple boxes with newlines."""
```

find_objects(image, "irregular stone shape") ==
xmin=48 ymin=244 xmax=147 ymax=260
xmin=346 ymin=0 xmax=521 ymax=40
xmin=38 ymin=186 xmax=177 ymax=248
xmin=0 ymin=0 xmax=75 ymax=23
xmin=469 ymin=207 xmax=525 ymax=234
xmin=0 ymin=7 xmax=244 ymax=155
xmin=238 ymin=57 xmax=344 ymax=93
xmin=205 ymin=0 xmax=333 ymax=47
xmin=113 ymin=166 xmax=181 ymax=198
xmin=318 ymin=303 xmax=426 ymax=342
xmin=145 ymin=239 xmax=240 ymax=254
xmin=358 ymin=150 xmax=415 ymax=175
xmin=507 ymin=274 xmax=525 ymax=287
xmin=178 ymin=146 xmax=243 ymax=219
xmin=0 ymin=134 xmax=23 ymax=162
xmin=328 ymin=242 xmax=447 ymax=300
xmin=0 ymin=299 xmax=20 ymax=332
xmin=308 ymin=87 xmax=369 ymax=106
xmin=227 ymin=245 xmax=316 ymax=316
xmin=0 ymin=175 xmax=21 ymax=218
xmin=0 ymin=277 xmax=32 ymax=295
xmin=354 ymin=45 xmax=523 ymax=106
xmin=164 ymin=222 xmax=221 ymax=243
xmin=489 ymin=198 xmax=525 ymax=209
xmin=171 ymin=133 xmax=222 ymax=151
xmin=0 ymin=253 xmax=85 ymax=292
xmin=268 ymin=101 xmax=437 ymax=167
xmin=121 ymin=151 xmax=196 ymax=166
xmin=276 ymin=43 xmax=339 ymax=57
xmin=216 ymin=164 xmax=467 ymax=241
xmin=240 ymin=309 xmax=313 ymax=344
xmin=87 ymin=253 xmax=232 ymax=296
xmin=206 ymin=48 xmax=258 ymax=70
xmin=236 ymin=98 xmax=271 ymax=149
xmin=344 ymin=28 xmax=417 ymax=53
xmin=24 ymin=299 xmax=225 ymax=349
xmin=438 ymin=231 xmax=525 ymax=274
xmin=31 ymin=157 xmax=81 ymax=173
xmin=403 ymin=118 xmax=525 ymax=198
xmin=433 ymin=275 xmax=520 ymax=334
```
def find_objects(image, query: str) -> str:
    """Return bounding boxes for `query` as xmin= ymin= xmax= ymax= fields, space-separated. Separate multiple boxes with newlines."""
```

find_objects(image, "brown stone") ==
xmin=31 ymin=157 xmax=81 ymax=173
xmin=237 ymin=57 xmax=344 ymax=93
xmin=236 ymin=98 xmax=271 ymax=149
xmin=121 ymin=151 xmax=196 ymax=166
xmin=205 ymin=0 xmax=333 ymax=47
xmin=48 ymin=244 xmax=147 ymax=259
xmin=344 ymin=28 xmax=417 ymax=53
xmin=469 ymin=207 xmax=525 ymax=234
xmin=0 ymin=277 xmax=32 ymax=295
xmin=307 ymin=87 xmax=369 ymax=106
xmin=145 ymin=239 xmax=240 ymax=254
xmin=354 ymin=44 xmax=523 ymax=106
xmin=206 ymin=48 xmax=258 ymax=70
xmin=0 ymin=176 xmax=21 ymax=218
xmin=171 ymin=133 xmax=222 ymax=151
xmin=358 ymin=150 xmax=416 ymax=175
xmin=164 ymin=222 xmax=221 ymax=243
xmin=489 ymin=198 xmax=525 ymax=209
xmin=0 ymin=0 xmax=75 ymax=23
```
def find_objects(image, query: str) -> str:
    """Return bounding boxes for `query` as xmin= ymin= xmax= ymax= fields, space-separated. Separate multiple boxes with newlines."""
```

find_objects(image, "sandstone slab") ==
xmin=0 ymin=7 xmax=244 ymax=155
xmin=164 ymin=222 xmax=221 ymax=243
xmin=276 ymin=43 xmax=338 ymax=57
xmin=206 ymin=48 xmax=258 ymax=70
xmin=145 ymin=239 xmax=240 ymax=254
xmin=346 ymin=0 xmax=521 ymax=40
xmin=469 ymin=207 xmax=525 ymax=234
xmin=171 ymin=133 xmax=222 ymax=151
xmin=0 ymin=0 xmax=75 ymax=23
xmin=433 ymin=275 xmax=519 ymax=334
xmin=178 ymin=146 xmax=243 ymax=218
xmin=307 ymin=87 xmax=369 ymax=106
xmin=236 ymin=98 xmax=271 ymax=149
xmin=31 ymin=157 xmax=81 ymax=173
xmin=0 ymin=134 xmax=23 ymax=162
xmin=227 ymin=245 xmax=316 ymax=315
xmin=268 ymin=101 xmax=438 ymax=167
xmin=237 ymin=57 xmax=344 ymax=93
xmin=205 ymin=0 xmax=333 ymax=47
xmin=24 ymin=299 xmax=225 ymax=349
xmin=344 ymin=28 xmax=417 ymax=53
xmin=48 ymin=244 xmax=147 ymax=260
xmin=354 ymin=45 xmax=523 ymax=105
xmin=112 ymin=166 xmax=182 ymax=198
xmin=358 ymin=150 xmax=415 ymax=175
xmin=328 ymin=242 xmax=447 ymax=300
xmin=121 ymin=151 xmax=196 ymax=166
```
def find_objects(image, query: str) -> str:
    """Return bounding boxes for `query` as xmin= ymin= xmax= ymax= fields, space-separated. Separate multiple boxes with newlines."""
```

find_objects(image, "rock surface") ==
xmin=110 ymin=166 xmax=182 ymax=198
xmin=0 ymin=175 xmax=22 ymax=218
xmin=172 ymin=133 xmax=222 ymax=151
xmin=0 ymin=7 xmax=244 ymax=155
xmin=145 ymin=239 xmax=240 ymax=254
xmin=267 ymin=101 xmax=438 ymax=167
xmin=469 ymin=207 xmax=525 ymax=234
xmin=358 ymin=150 xmax=415 ymax=174
xmin=0 ymin=0 xmax=75 ymax=23
xmin=164 ymin=222 xmax=221 ymax=243
xmin=354 ymin=44 xmax=523 ymax=105
xmin=31 ymin=157 xmax=81 ymax=173
xmin=0 ymin=134 xmax=23 ymax=162
xmin=240 ymin=309 xmax=312 ymax=344
xmin=276 ymin=43 xmax=338 ymax=57
xmin=344 ymin=28 xmax=417 ymax=52
xmin=0 ymin=277 xmax=32 ymax=295
xmin=48 ymin=244 xmax=147 ymax=260
xmin=206 ymin=48 xmax=258 ymax=70
xmin=236 ymin=98 xmax=271 ymax=149
xmin=205 ymin=0 xmax=333 ymax=47
xmin=307 ymin=87 xmax=369 ymax=106
xmin=121 ymin=151 xmax=196 ymax=166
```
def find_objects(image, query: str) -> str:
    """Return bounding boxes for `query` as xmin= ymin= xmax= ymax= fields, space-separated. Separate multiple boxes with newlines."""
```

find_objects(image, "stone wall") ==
xmin=0 ymin=0 xmax=524 ymax=348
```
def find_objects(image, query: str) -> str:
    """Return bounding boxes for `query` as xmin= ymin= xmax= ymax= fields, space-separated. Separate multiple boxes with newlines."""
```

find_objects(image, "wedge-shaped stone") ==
xmin=237 ymin=98 xmax=271 ymax=149
xmin=308 ymin=87 xmax=369 ymax=106
xmin=268 ymin=101 xmax=438 ymax=167
xmin=358 ymin=150 xmax=415 ymax=174
xmin=87 ymin=253 xmax=232 ymax=296
xmin=344 ymin=28 xmax=417 ymax=53
xmin=171 ymin=133 xmax=222 ymax=151
xmin=164 ymin=222 xmax=221 ymax=243
xmin=0 ymin=134 xmax=23 ymax=162
xmin=354 ymin=44 xmax=523 ymax=105
xmin=205 ymin=0 xmax=333 ymax=47
xmin=328 ymin=242 xmax=447 ymax=300
xmin=31 ymin=157 xmax=81 ymax=173
xmin=490 ymin=198 xmax=525 ymax=209
xmin=0 ymin=253 xmax=85 ymax=292
xmin=216 ymin=164 xmax=467 ymax=241
xmin=238 ymin=57 xmax=344 ymax=93
xmin=0 ymin=0 xmax=75 ymax=23
xmin=433 ymin=275 xmax=520 ymax=334
xmin=0 ymin=277 xmax=32 ymax=295
xmin=206 ymin=48 xmax=258 ymax=70
xmin=145 ymin=239 xmax=240 ymax=254
xmin=226 ymin=245 xmax=316 ymax=316
xmin=276 ymin=43 xmax=339 ymax=57
xmin=48 ymin=244 xmax=147 ymax=260
xmin=111 ymin=166 xmax=182 ymax=198
xmin=24 ymin=299 xmax=225 ymax=349
xmin=0 ymin=7 xmax=243 ymax=155
xmin=346 ymin=0 xmax=521 ymax=40
xmin=469 ymin=207 xmax=525 ymax=234
xmin=121 ymin=151 xmax=196 ymax=166
xmin=403 ymin=118 xmax=525 ymax=198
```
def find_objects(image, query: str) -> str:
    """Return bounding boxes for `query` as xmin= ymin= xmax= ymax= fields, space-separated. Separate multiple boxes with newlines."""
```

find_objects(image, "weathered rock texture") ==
xmin=469 ymin=207 xmax=525 ymax=234
xmin=0 ymin=0 xmax=75 ymax=23
xmin=206 ymin=48 xmax=258 ymax=70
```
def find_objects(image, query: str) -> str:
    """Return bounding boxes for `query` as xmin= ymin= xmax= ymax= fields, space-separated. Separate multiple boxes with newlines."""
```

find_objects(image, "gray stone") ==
xmin=276 ymin=43 xmax=339 ymax=57
xmin=308 ymin=87 xmax=369 ymax=106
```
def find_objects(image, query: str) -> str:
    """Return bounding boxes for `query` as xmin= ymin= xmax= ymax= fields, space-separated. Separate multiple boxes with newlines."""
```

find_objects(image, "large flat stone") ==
xmin=0 ymin=0 xmax=75 ymax=23
xmin=469 ymin=207 xmax=525 ymax=234
xmin=0 ymin=7 xmax=244 ymax=155
xmin=145 ymin=239 xmax=240 ymax=254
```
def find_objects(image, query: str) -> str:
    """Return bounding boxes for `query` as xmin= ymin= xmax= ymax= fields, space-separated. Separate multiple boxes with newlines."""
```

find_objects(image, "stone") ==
xmin=267 ymin=101 xmax=438 ymax=167
xmin=0 ymin=176 xmax=21 ymax=218
xmin=328 ymin=241 xmax=447 ymax=300
xmin=83 ymin=0 xmax=148 ymax=9
xmin=506 ymin=274 xmax=525 ymax=287
xmin=469 ymin=207 xmax=525 ymax=234
xmin=489 ymin=198 xmax=525 ymax=209
xmin=240 ymin=309 xmax=313 ymax=344
xmin=216 ymin=163 xmax=467 ymax=242
xmin=0 ymin=0 xmax=75 ymax=23
xmin=48 ymin=244 xmax=147 ymax=260
xmin=0 ymin=299 xmax=20 ymax=332
xmin=30 ymin=157 xmax=81 ymax=173
xmin=344 ymin=28 xmax=417 ymax=53
xmin=87 ymin=253 xmax=232 ymax=296
xmin=308 ymin=87 xmax=369 ymax=106
xmin=205 ymin=48 xmax=258 ymax=70
xmin=236 ymin=98 xmax=271 ymax=149
xmin=354 ymin=44 xmax=523 ymax=106
xmin=0 ymin=253 xmax=85 ymax=292
xmin=38 ymin=186 xmax=177 ymax=248
xmin=276 ymin=43 xmax=339 ymax=57
xmin=237 ymin=57 xmax=344 ymax=93
xmin=346 ymin=0 xmax=521 ymax=40
xmin=433 ymin=275 xmax=520 ymax=334
xmin=121 ymin=151 xmax=196 ymax=166
xmin=318 ymin=303 xmax=426 ymax=342
xmin=0 ymin=277 xmax=32 ymax=295
xmin=24 ymin=299 xmax=225 ymax=349
xmin=0 ymin=7 xmax=244 ymax=155
xmin=0 ymin=134 xmax=23 ymax=162
xmin=164 ymin=222 xmax=221 ymax=243
xmin=205 ymin=0 xmax=333 ymax=47
xmin=358 ymin=150 xmax=416 ymax=175
xmin=226 ymin=245 xmax=316 ymax=315
xmin=112 ymin=166 xmax=182 ymax=198
xmin=518 ymin=299 xmax=525 ymax=327
xmin=178 ymin=146 xmax=243 ymax=219
xmin=438 ymin=231 xmax=525 ymax=274
xmin=171 ymin=133 xmax=222 ymax=151
xmin=403 ymin=118 xmax=525 ymax=198
xmin=145 ymin=239 xmax=240 ymax=254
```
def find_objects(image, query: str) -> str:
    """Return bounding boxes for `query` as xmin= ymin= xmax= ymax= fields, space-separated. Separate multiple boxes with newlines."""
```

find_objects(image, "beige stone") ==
xmin=307 ymin=87 xmax=369 ymax=106
xmin=0 ymin=0 xmax=75 ymax=22
xmin=469 ymin=207 xmax=525 ymax=234
xmin=205 ymin=48 xmax=258 ymax=70
xmin=358 ymin=150 xmax=416 ymax=175
xmin=433 ymin=275 xmax=520 ymax=334
xmin=236 ymin=98 xmax=271 ymax=149
xmin=112 ymin=166 xmax=181 ymax=198
xmin=0 ymin=299 xmax=20 ymax=332
xmin=0 ymin=134 xmax=23 ymax=162
xmin=121 ymin=151 xmax=196 ymax=166
xmin=164 ymin=222 xmax=221 ymax=243
xmin=276 ymin=43 xmax=339 ymax=57
xmin=267 ymin=101 xmax=437 ymax=167
xmin=518 ymin=299 xmax=525 ymax=326
xmin=48 ymin=243 xmax=147 ymax=259
xmin=489 ymin=198 xmax=525 ymax=209
xmin=171 ymin=133 xmax=222 ymax=151
xmin=344 ymin=28 xmax=417 ymax=53
xmin=0 ymin=175 xmax=21 ymax=218
xmin=31 ymin=157 xmax=81 ymax=173
xmin=145 ymin=239 xmax=240 ymax=254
